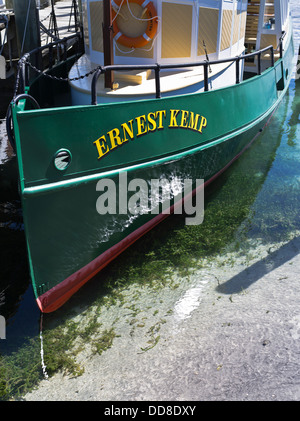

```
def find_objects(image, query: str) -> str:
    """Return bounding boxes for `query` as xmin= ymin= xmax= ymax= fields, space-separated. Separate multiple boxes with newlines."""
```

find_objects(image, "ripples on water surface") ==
xmin=0 ymin=3 xmax=299 ymax=399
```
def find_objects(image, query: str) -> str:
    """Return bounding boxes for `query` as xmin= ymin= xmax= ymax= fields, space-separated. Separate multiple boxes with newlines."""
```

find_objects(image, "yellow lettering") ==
xmin=94 ymin=109 xmax=207 ymax=160
xmin=156 ymin=110 xmax=166 ymax=129
xmin=107 ymin=128 xmax=123 ymax=149
xmin=147 ymin=112 xmax=157 ymax=132
xmin=121 ymin=120 xmax=134 ymax=142
xmin=188 ymin=112 xmax=200 ymax=131
xmin=180 ymin=110 xmax=189 ymax=128
xmin=169 ymin=109 xmax=180 ymax=127
xmin=94 ymin=135 xmax=110 ymax=159
xmin=198 ymin=116 xmax=207 ymax=133
xmin=136 ymin=115 xmax=148 ymax=136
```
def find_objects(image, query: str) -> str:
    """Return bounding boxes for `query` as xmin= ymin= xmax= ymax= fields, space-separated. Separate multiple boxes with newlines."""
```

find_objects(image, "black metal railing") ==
xmin=15 ymin=32 xmax=83 ymax=95
xmin=91 ymin=44 xmax=277 ymax=104
xmin=15 ymin=31 xmax=286 ymax=106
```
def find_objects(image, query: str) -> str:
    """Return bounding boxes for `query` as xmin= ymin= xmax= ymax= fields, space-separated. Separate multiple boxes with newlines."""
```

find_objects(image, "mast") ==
xmin=103 ymin=0 xmax=114 ymax=89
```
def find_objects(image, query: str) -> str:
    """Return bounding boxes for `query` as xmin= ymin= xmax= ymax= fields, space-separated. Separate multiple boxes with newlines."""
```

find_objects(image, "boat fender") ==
xmin=112 ymin=0 xmax=158 ymax=49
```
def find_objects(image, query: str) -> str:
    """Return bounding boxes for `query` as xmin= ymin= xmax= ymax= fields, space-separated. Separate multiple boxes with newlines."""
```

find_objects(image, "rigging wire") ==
xmin=21 ymin=0 xmax=32 ymax=56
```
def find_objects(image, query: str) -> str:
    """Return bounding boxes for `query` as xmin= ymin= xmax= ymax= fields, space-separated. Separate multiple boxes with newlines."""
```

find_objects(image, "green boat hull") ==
xmin=11 ymin=30 xmax=294 ymax=312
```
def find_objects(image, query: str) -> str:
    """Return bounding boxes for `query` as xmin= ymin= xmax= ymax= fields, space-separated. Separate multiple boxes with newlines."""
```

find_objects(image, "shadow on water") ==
xmin=216 ymin=235 xmax=300 ymax=295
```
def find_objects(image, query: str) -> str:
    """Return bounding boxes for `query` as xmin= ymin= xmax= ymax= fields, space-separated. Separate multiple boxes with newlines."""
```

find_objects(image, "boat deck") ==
xmin=68 ymin=50 xmax=244 ymax=104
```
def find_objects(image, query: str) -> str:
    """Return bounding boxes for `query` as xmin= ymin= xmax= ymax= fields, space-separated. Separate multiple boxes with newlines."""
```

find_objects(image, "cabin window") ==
xmin=260 ymin=33 xmax=277 ymax=50
xmin=232 ymin=9 xmax=240 ymax=45
xmin=161 ymin=2 xmax=193 ymax=59
xmin=220 ymin=9 xmax=232 ymax=51
xmin=239 ymin=10 xmax=247 ymax=41
xmin=197 ymin=7 xmax=219 ymax=56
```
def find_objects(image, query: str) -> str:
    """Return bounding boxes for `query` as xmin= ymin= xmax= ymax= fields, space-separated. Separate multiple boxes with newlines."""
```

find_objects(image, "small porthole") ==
xmin=53 ymin=149 xmax=72 ymax=171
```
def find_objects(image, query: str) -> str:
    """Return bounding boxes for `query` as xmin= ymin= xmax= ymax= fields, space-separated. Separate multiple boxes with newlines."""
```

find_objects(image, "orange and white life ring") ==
xmin=111 ymin=0 xmax=158 ymax=49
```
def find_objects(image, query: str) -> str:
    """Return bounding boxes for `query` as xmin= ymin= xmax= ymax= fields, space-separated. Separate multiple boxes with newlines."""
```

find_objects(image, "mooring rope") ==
xmin=39 ymin=314 xmax=49 ymax=380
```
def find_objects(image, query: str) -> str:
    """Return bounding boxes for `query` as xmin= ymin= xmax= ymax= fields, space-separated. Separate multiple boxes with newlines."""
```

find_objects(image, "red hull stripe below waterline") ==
xmin=36 ymin=114 xmax=275 ymax=313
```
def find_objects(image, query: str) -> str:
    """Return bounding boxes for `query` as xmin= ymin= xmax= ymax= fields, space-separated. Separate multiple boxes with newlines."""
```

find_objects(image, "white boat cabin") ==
xmin=69 ymin=0 xmax=291 ymax=104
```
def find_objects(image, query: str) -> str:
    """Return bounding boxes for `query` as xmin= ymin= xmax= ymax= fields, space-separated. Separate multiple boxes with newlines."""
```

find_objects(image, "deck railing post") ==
xmin=204 ymin=62 xmax=209 ymax=91
xmin=91 ymin=67 xmax=103 ymax=105
xmin=235 ymin=57 xmax=240 ymax=84
xmin=279 ymin=31 xmax=286 ymax=59
xmin=270 ymin=46 xmax=274 ymax=67
xmin=155 ymin=64 xmax=161 ymax=98
xmin=257 ymin=52 xmax=261 ymax=75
